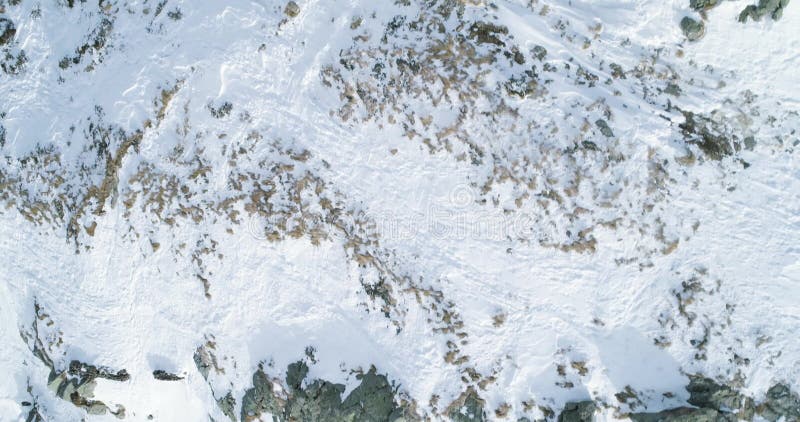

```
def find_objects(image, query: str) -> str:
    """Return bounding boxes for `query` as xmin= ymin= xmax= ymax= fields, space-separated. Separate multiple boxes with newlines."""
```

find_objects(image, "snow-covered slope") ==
xmin=0 ymin=0 xmax=798 ymax=421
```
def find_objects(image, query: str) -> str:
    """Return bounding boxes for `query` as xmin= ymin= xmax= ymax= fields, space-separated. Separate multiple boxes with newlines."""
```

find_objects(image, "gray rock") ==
xmin=468 ymin=21 xmax=509 ymax=46
xmin=285 ymin=379 xmax=346 ymax=422
xmin=286 ymin=360 xmax=309 ymax=391
xmin=242 ymin=363 xmax=407 ymax=422
xmin=240 ymin=369 xmax=284 ymax=422
xmin=532 ymin=45 xmax=548 ymax=61
xmin=449 ymin=388 xmax=486 ymax=422
xmin=340 ymin=369 xmax=404 ymax=421
xmin=744 ymin=136 xmax=756 ymax=150
xmin=558 ymin=400 xmax=595 ymax=422
xmin=630 ymin=407 xmax=729 ymax=422
xmin=152 ymin=370 xmax=183 ymax=381
xmin=193 ymin=346 xmax=213 ymax=380
xmin=690 ymin=0 xmax=721 ymax=10
xmin=758 ymin=384 xmax=800 ymax=422
xmin=680 ymin=17 xmax=705 ymax=42
xmin=68 ymin=360 xmax=130 ymax=382
xmin=595 ymin=119 xmax=615 ymax=138
xmin=216 ymin=392 xmax=236 ymax=422
xmin=678 ymin=111 xmax=739 ymax=160
xmin=0 ymin=17 xmax=14 ymax=46
xmin=284 ymin=1 xmax=300 ymax=18
xmin=739 ymin=0 xmax=791 ymax=22
xmin=686 ymin=376 xmax=743 ymax=412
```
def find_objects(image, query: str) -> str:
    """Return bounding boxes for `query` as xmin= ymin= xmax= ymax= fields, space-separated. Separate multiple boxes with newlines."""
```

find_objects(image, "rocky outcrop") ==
xmin=689 ymin=0 xmax=721 ymax=10
xmin=630 ymin=407 xmax=726 ymax=422
xmin=680 ymin=17 xmax=705 ymax=42
xmin=678 ymin=111 xmax=741 ymax=161
xmin=447 ymin=388 xmax=486 ymax=422
xmin=558 ymin=400 xmax=596 ymax=422
xmin=240 ymin=361 xmax=410 ymax=422
xmin=758 ymin=384 xmax=800 ymax=422
xmin=20 ymin=304 xmax=127 ymax=419
xmin=738 ymin=0 xmax=791 ymax=22
xmin=630 ymin=376 xmax=800 ymax=422
xmin=152 ymin=370 xmax=184 ymax=381
xmin=0 ymin=16 xmax=15 ymax=45
xmin=284 ymin=1 xmax=300 ymax=18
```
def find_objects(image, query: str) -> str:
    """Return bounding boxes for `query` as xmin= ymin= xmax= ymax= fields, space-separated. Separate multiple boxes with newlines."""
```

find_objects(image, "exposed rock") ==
xmin=505 ymin=69 xmax=540 ymax=98
xmin=680 ymin=17 xmax=705 ymax=42
xmin=610 ymin=63 xmax=626 ymax=79
xmin=690 ymin=0 xmax=721 ymax=11
xmin=69 ymin=360 xmax=130 ymax=382
xmin=558 ymin=400 xmax=596 ymax=422
xmin=217 ymin=392 xmax=237 ymax=422
xmin=284 ymin=1 xmax=300 ymax=18
xmin=240 ymin=368 xmax=285 ymax=421
xmin=20 ymin=304 xmax=127 ymax=419
xmin=678 ymin=111 xmax=739 ymax=160
xmin=630 ymin=377 xmax=800 ymax=421
xmin=152 ymin=370 xmax=184 ymax=381
xmin=532 ymin=45 xmax=548 ymax=61
xmin=284 ymin=379 xmax=347 ymax=421
xmin=630 ymin=407 xmax=728 ymax=422
xmin=739 ymin=0 xmax=791 ymax=22
xmin=0 ymin=17 xmax=15 ymax=45
xmin=43 ymin=361 xmax=129 ymax=418
xmin=286 ymin=360 xmax=309 ymax=391
xmin=758 ymin=384 xmax=800 ymax=422
xmin=687 ymin=377 xmax=741 ymax=411
xmin=595 ymin=119 xmax=615 ymax=138
xmin=193 ymin=345 xmax=215 ymax=380
xmin=339 ymin=369 xmax=406 ymax=421
xmin=448 ymin=388 xmax=486 ymax=422
xmin=241 ymin=362 xmax=408 ymax=422
xmin=468 ymin=21 xmax=509 ymax=46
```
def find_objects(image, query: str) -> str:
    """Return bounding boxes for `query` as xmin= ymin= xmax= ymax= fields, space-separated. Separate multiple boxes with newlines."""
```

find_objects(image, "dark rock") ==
xmin=532 ymin=45 xmax=548 ymax=61
xmin=340 ymin=369 xmax=404 ymax=421
xmin=686 ymin=376 xmax=743 ymax=412
xmin=739 ymin=0 xmax=791 ymax=22
xmin=558 ymin=400 xmax=595 ymax=422
xmin=152 ymin=370 xmax=183 ymax=381
xmin=609 ymin=63 xmax=626 ymax=79
xmin=193 ymin=345 xmax=214 ymax=380
xmin=285 ymin=379 xmax=346 ymax=421
xmin=665 ymin=83 xmax=682 ymax=97
xmin=217 ymin=392 xmax=237 ymax=422
xmin=240 ymin=369 xmax=284 ymax=422
xmin=595 ymin=119 xmax=615 ymax=138
xmin=208 ymin=101 xmax=233 ymax=118
xmin=449 ymin=388 xmax=486 ymax=422
xmin=690 ymin=0 xmax=721 ymax=10
xmin=630 ymin=407 xmax=728 ymax=422
xmin=743 ymin=136 xmax=756 ymax=150
xmin=68 ymin=360 xmax=130 ymax=382
xmin=680 ymin=17 xmax=705 ymax=42
xmin=286 ymin=360 xmax=309 ymax=391
xmin=758 ymin=384 xmax=800 ymax=422
xmin=505 ymin=69 xmax=540 ymax=98
xmin=0 ymin=17 xmax=14 ymax=45
xmin=284 ymin=1 xmax=300 ymax=18
xmin=242 ymin=364 xmax=407 ymax=422
xmin=678 ymin=111 xmax=739 ymax=160
xmin=468 ymin=21 xmax=509 ymax=46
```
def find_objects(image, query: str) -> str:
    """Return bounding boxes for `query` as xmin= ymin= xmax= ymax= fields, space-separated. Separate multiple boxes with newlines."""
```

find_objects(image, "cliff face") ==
xmin=0 ymin=0 xmax=798 ymax=421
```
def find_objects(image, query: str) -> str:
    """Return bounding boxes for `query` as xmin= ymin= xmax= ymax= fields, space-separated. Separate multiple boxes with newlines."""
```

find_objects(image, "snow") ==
xmin=1 ymin=0 xmax=799 ymax=420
